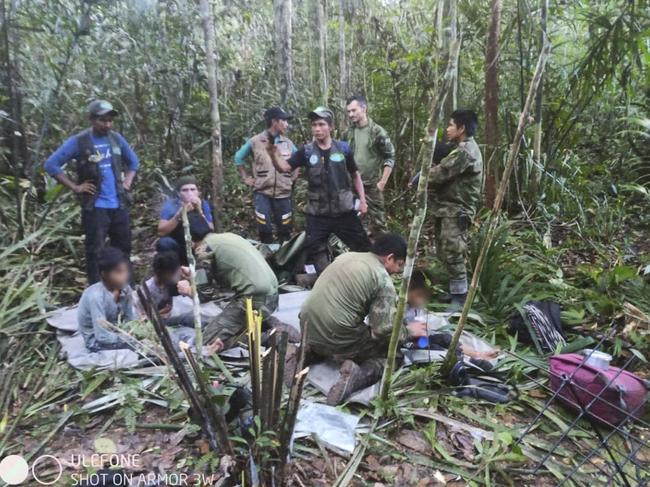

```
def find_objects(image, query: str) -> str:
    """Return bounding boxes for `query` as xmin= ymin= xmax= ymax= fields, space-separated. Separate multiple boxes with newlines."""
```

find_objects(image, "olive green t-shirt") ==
xmin=201 ymin=233 xmax=278 ymax=297
xmin=300 ymin=252 xmax=398 ymax=355
xmin=351 ymin=124 xmax=378 ymax=183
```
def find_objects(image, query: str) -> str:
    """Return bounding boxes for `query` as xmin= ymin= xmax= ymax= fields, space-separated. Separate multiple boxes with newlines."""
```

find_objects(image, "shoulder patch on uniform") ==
xmin=330 ymin=152 xmax=345 ymax=163
xmin=309 ymin=154 xmax=319 ymax=166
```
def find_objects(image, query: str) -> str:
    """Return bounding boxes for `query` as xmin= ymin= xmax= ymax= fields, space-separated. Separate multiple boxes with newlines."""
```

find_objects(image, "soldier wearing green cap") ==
xmin=44 ymin=99 xmax=140 ymax=284
xmin=345 ymin=95 xmax=396 ymax=238
xmin=267 ymin=106 xmax=371 ymax=272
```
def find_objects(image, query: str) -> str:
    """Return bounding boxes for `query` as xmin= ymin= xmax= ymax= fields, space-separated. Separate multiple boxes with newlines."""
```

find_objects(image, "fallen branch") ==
xmin=441 ymin=36 xmax=552 ymax=376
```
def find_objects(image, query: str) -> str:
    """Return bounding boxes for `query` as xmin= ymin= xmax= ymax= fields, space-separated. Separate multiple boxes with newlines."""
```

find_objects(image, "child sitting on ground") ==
xmin=78 ymin=247 xmax=137 ymax=352
xmin=406 ymin=270 xmax=499 ymax=361
xmin=143 ymin=251 xmax=193 ymax=326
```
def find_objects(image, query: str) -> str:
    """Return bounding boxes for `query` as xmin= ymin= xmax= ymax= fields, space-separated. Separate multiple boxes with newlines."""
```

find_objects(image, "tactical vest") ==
xmin=249 ymin=131 xmax=294 ymax=198
xmin=75 ymin=129 xmax=127 ymax=210
xmin=304 ymin=140 xmax=355 ymax=217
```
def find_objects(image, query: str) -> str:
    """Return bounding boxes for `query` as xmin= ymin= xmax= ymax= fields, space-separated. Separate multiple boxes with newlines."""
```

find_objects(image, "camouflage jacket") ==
xmin=344 ymin=118 xmax=395 ymax=184
xmin=429 ymin=137 xmax=483 ymax=218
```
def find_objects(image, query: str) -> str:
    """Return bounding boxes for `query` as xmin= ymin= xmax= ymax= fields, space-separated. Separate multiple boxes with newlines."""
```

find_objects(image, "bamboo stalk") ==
xmin=277 ymin=367 xmax=310 ymax=487
xmin=441 ymin=37 xmax=552 ymax=376
xmin=379 ymin=37 xmax=462 ymax=403
xmin=180 ymin=342 xmax=233 ymax=455
xmin=246 ymin=299 xmax=261 ymax=417
xmin=181 ymin=206 xmax=202 ymax=356
xmin=261 ymin=347 xmax=275 ymax=429
xmin=271 ymin=331 xmax=289 ymax=428
xmin=137 ymin=283 xmax=221 ymax=451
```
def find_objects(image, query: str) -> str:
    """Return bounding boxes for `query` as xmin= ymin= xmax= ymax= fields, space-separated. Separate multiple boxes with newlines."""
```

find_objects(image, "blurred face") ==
xmin=102 ymin=262 xmax=130 ymax=289
xmin=407 ymin=288 xmax=431 ymax=309
xmin=383 ymin=254 xmax=405 ymax=275
xmin=159 ymin=269 xmax=181 ymax=286
xmin=271 ymin=118 xmax=289 ymax=135
xmin=446 ymin=118 xmax=466 ymax=142
xmin=178 ymin=184 xmax=199 ymax=203
xmin=91 ymin=115 xmax=114 ymax=135
xmin=346 ymin=100 xmax=367 ymax=125
xmin=311 ymin=118 xmax=332 ymax=142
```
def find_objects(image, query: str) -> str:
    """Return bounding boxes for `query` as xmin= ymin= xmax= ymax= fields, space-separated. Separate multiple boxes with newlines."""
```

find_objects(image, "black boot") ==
xmin=446 ymin=292 xmax=467 ymax=313
xmin=326 ymin=359 xmax=384 ymax=405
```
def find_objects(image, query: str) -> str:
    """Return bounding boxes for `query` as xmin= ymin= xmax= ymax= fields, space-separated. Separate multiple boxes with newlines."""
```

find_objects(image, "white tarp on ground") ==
xmin=45 ymin=292 xmax=308 ymax=370
xmin=293 ymin=401 xmax=361 ymax=454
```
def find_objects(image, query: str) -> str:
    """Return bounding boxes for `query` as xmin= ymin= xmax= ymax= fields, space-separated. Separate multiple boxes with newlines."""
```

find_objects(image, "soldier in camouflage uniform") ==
xmin=429 ymin=109 xmax=483 ymax=310
xmin=345 ymin=95 xmax=396 ymax=237
xmin=298 ymin=233 xmax=427 ymax=405
xmin=180 ymin=231 xmax=280 ymax=351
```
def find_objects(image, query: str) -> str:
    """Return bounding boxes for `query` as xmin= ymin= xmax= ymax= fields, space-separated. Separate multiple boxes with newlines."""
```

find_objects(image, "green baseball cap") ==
xmin=308 ymin=106 xmax=334 ymax=124
xmin=87 ymin=99 xmax=119 ymax=117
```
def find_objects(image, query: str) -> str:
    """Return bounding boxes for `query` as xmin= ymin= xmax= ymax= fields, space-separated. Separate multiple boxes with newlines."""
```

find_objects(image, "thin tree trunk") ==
xmin=1 ymin=0 xmax=28 ymax=238
xmin=380 ymin=37 xmax=462 ymax=403
xmin=316 ymin=0 xmax=328 ymax=105
xmin=530 ymin=0 xmax=548 ymax=199
xmin=197 ymin=0 xmax=223 ymax=220
xmin=337 ymin=0 xmax=348 ymax=126
xmin=273 ymin=0 xmax=293 ymax=106
xmin=448 ymin=0 xmax=458 ymax=110
xmin=441 ymin=38 xmax=551 ymax=377
xmin=484 ymin=0 xmax=502 ymax=208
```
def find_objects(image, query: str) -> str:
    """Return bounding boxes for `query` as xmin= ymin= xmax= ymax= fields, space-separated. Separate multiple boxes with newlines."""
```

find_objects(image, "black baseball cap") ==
xmin=87 ymin=100 xmax=119 ymax=117
xmin=264 ymin=106 xmax=293 ymax=123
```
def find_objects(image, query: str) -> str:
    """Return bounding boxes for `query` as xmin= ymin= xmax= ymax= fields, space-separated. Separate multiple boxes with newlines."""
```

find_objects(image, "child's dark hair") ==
xmin=450 ymin=109 xmax=479 ymax=137
xmin=371 ymin=233 xmax=407 ymax=260
xmin=409 ymin=269 xmax=429 ymax=292
xmin=153 ymin=251 xmax=181 ymax=275
xmin=97 ymin=246 xmax=128 ymax=274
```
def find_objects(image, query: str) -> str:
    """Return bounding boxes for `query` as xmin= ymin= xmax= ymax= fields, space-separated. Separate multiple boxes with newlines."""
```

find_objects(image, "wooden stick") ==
xmin=271 ymin=331 xmax=289 ymax=428
xmin=181 ymin=206 xmax=203 ymax=356
xmin=137 ymin=283 xmax=221 ymax=451
xmin=380 ymin=36 xmax=462 ymax=402
xmin=441 ymin=37 xmax=552 ymax=376
xmin=277 ymin=367 xmax=310 ymax=486
xmin=180 ymin=342 xmax=233 ymax=455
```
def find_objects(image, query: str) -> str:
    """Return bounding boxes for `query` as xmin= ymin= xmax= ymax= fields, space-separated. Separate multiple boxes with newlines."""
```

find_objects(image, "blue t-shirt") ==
xmin=160 ymin=198 xmax=214 ymax=223
xmin=44 ymin=131 xmax=140 ymax=209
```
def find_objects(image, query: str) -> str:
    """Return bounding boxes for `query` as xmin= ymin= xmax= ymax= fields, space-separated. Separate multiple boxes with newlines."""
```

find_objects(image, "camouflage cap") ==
xmin=308 ymin=106 xmax=334 ymax=124
xmin=87 ymin=99 xmax=119 ymax=117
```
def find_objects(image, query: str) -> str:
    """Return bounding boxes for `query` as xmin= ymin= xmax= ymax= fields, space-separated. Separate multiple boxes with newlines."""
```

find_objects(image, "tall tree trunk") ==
xmin=337 ymin=0 xmax=348 ymax=126
xmin=484 ymin=0 xmax=502 ymax=208
xmin=1 ymin=0 xmax=28 ymax=238
xmin=273 ymin=0 xmax=293 ymax=106
xmin=530 ymin=0 xmax=548 ymax=199
xmin=448 ymin=0 xmax=458 ymax=110
xmin=198 ymin=0 xmax=223 ymax=220
xmin=315 ymin=0 xmax=328 ymax=105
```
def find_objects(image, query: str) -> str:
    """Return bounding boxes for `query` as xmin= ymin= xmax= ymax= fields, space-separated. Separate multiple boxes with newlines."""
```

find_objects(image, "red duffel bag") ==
xmin=549 ymin=353 xmax=647 ymax=427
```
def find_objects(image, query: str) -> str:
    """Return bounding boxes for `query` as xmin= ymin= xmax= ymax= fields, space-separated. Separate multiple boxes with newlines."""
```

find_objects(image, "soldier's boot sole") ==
xmin=327 ymin=360 xmax=361 ymax=406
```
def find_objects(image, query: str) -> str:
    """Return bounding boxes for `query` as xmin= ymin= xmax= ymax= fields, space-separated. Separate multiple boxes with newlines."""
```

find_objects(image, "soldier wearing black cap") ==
xmin=234 ymin=106 xmax=298 ymax=243
xmin=44 ymin=99 xmax=140 ymax=284
xmin=268 ymin=106 xmax=371 ymax=272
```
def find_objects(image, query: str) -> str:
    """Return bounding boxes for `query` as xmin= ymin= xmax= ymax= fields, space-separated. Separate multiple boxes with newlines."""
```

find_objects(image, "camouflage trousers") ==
xmin=433 ymin=215 xmax=471 ymax=294
xmin=204 ymin=293 xmax=278 ymax=348
xmin=363 ymin=183 xmax=388 ymax=237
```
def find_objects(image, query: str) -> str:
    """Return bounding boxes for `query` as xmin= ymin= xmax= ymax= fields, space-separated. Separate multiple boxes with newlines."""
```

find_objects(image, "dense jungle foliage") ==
xmin=1 ymin=0 xmax=649 ymax=485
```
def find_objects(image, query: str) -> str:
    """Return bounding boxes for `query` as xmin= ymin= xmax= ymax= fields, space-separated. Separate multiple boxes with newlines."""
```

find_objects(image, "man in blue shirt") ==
xmin=156 ymin=176 xmax=214 ymax=263
xmin=44 ymin=100 xmax=140 ymax=284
